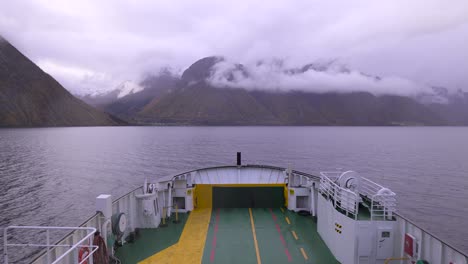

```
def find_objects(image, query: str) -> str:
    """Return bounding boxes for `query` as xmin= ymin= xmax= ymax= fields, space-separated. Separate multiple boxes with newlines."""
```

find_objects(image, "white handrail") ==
xmin=319 ymin=171 xmax=396 ymax=221
xmin=4 ymin=226 xmax=97 ymax=264
xmin=319 ymin=173 xmax=359 ymax=219
xmin=361 ymin=178 xmax=396 ymax=220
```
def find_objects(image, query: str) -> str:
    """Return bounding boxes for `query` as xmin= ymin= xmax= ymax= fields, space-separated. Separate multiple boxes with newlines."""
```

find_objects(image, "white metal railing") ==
xmin=395 ymin=213 xmax=468 ymax=261
xmin=319 ymin=171 xmax=396 ymax=221
xmin=319 ymin=172 xmax=359 ymax=219
xmin=288 ymin=172 xmax=317 ymax=187
xmin=29 ymin=187 xmax=141 ymax=263
xmin=319 ymin=171 xmax=342 ymax=180
xmin=360 ymin=178 xmax=396 ymax=220
xmin=4 ymin=226 xmax=97 ymax=264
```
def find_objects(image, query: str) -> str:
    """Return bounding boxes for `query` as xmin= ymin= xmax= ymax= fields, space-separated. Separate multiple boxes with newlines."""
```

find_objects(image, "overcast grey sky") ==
xmin=1 ymin=0 xmax=468 ymax=95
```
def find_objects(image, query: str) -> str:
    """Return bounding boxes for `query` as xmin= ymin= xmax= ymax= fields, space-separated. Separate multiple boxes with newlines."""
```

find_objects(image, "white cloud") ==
xmin=209 ymin=59 xmax=430 ymax=96
xmin=37 ymin=60 xmax=118 ymax=95
xmin=0 ymin=0 xmax=467 ymax=93
xmin=115 ymin=81 xmax=144 ymax=98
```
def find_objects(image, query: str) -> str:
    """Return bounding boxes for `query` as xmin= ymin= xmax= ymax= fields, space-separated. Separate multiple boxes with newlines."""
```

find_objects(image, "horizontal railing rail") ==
xmin=4 ymin=226 xmax=97 ymax=264
xmin=360 ymin=177 xmax=396 ymax=220
xmin=28 ymin=213 xmax=101 ymax=264
xmin=370 ymin=193 xmax=396 ymax=220
xmin=166 ymin=164 xmax=321 ymax=183
xmin=394 ymin=212 xmax=468 ymax=257
xmin=113 ymin=186 xmax=143 ymax=204
xmin=318 ymin=171 xmax=397 ymax=221
xmin=319 ymin=173 xmax=359 ymax=219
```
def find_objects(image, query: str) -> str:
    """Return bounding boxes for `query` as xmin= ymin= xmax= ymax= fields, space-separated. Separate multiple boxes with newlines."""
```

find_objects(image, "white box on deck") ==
xmin=96 ymin=194 xmax=112 ymax=219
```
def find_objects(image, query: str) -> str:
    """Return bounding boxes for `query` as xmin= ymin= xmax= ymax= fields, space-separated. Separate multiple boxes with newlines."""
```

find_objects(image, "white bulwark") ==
xmin=318 ymin=171 xmax=397 ymax=264
xmin=317 ymin=170 xmax=467 ymax=264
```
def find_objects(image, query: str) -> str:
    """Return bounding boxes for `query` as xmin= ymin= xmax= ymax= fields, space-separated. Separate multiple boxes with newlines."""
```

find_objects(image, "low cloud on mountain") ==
xmin=209 ymin=60 xmax=431 ymax=96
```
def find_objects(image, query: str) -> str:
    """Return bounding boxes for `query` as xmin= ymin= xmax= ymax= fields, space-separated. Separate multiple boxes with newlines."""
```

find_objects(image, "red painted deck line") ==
xmin=269 ymin=208 xmax=292 ymax=262
xmin=210 ymin=208 xmax=220 ymax=262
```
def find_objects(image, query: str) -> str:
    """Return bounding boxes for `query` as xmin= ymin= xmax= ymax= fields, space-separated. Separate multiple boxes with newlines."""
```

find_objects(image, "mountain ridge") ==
xmin=0 ymin=37 xmax=123 ymax=127
xmin=80 ymin=56 xmax=467 ymax=126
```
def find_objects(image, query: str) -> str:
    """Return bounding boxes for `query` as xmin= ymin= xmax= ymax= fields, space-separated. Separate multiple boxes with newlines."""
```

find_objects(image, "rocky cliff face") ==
xmin=0 ymin=37 xmax=122 ymax=127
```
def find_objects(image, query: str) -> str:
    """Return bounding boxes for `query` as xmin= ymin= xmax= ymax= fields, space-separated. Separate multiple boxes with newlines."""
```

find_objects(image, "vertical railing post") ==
xmin=73 ymin=246 xmax=79 ymax=264
xmin=332 ymin=181 xmax=336 ymax=207
xmin=4 ymin=227 xmax=8 ymax=264
xmin=89 ymin=235 xmax=94 ymax=264
xmin=344 ymin=190 xmax=348 ymax=216
xmin=46 ymin=229 xmax=51 ymax=264
xmin=355 ymin=193 xmax=359 ymax=220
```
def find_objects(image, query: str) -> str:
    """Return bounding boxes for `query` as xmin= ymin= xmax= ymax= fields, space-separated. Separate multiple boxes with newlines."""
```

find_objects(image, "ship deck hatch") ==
xmin=212 ymin=186 xmax=284 ymax=208
xmin=194 ymin=184 xmax=287 ymax=208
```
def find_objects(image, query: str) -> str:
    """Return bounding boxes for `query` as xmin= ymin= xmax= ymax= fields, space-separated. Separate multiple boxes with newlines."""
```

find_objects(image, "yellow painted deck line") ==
xmin=139 ymin=208 xmax=212 ymax=264
xmin=285 ymin=216 xmax=291 ymax=225
xmin=300 ymin=247 xmax=309 ymax=260
xmin=139 ymin=244 xmax=178 ymax=264
xmin=280 ymin=207 xmax=285 ymax=213
xmin=291 ymin=230 xmax=298 ymax=240
xmin=249 ymin=208 xmax=262 ymax=264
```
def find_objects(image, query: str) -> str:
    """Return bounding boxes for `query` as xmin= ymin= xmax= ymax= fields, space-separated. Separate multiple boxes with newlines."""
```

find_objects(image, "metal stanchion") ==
xmin=160 ymin=207 xmax=168 ymax=227
xmin=173 ymin=203 xmax=180 ymax=224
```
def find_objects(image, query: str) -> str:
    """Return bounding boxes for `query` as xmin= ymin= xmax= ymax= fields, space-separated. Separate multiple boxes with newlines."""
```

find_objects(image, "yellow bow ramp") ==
xmin=139 ymin=208 xmax=212 ymax=264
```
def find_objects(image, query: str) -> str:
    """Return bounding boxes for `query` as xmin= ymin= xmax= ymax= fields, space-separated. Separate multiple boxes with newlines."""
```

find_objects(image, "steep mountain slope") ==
xmin=180 ymin=56 xmax=224 ymax=85
xmin=80 ymin=80 xmax=143 ymax=108
xmin=0 ymin=37 xmax=122 ymax=127
xmin=427 ymin=91 xmax=468 ymax=125
xmin=79 ymin=89 xmax=120 ymax=108
xmin=104 ymin=72 xmax=178 ymax=119
xmin=137 ymin=57 xmax=278 ymax=124
xmin=135 ymin=57 xmax=450 ymax=125
xmin=139 ymin=82 xmax=278 ymax=124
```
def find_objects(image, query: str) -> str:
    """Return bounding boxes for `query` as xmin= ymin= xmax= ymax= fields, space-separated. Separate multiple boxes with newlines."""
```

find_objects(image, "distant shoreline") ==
xmin=2 ymin=124 xmax=468 ymax=128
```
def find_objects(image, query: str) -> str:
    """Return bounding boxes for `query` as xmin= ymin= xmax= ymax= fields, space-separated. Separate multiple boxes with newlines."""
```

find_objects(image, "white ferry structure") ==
xmin=3 ymin=154 xmax=468 ymax=264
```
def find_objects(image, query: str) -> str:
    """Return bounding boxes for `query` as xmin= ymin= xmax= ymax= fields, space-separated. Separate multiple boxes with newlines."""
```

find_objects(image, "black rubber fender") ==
xmin=111 ymin=212 xmax=126 ymax=236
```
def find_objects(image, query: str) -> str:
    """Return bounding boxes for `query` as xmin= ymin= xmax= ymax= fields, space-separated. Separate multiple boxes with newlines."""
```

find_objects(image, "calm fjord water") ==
xmin=1 ymin=126 xmax=468 ymax=258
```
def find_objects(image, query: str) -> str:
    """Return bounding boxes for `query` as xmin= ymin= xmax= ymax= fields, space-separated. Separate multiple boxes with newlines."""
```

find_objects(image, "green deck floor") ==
xmin=202 ymin=208 xmax=339 ymax=264
xmin=115 ymin=213 xmax=189 ymax=263
xmin=202 ymin=208 xmax=257 ymax=263
xmin=115 ymin=208 xmax=339 ymax=264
